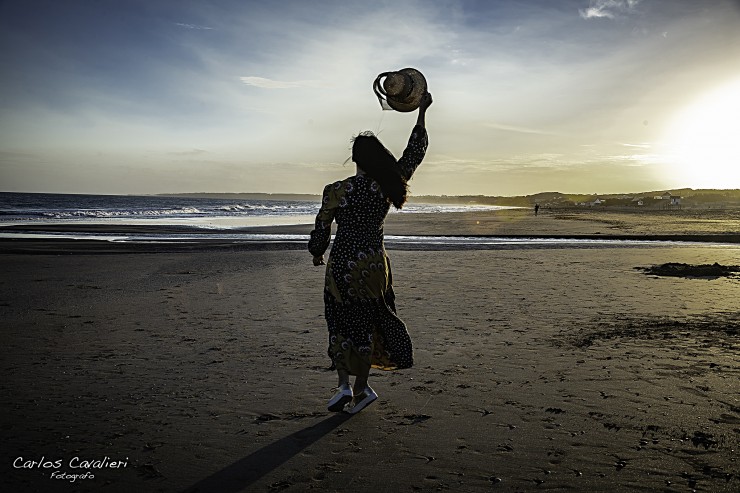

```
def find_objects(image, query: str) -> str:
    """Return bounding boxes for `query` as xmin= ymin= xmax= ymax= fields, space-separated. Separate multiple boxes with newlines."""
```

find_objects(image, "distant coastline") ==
xmin=157 ymin=188 xmax=740 ymax=209
xmin=2 ymin=189 xmax=738 ymax=210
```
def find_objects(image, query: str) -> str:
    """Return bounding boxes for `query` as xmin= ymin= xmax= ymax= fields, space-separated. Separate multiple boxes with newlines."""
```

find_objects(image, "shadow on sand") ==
xmin=182 ymin=413 xmax=351 ymax=493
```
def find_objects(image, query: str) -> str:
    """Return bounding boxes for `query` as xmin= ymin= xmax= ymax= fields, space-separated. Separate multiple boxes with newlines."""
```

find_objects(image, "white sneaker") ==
xmin=327 ymin=383 xmax=353 ymax=412
xmin=348 ymin=386 xmax=378 ymax=414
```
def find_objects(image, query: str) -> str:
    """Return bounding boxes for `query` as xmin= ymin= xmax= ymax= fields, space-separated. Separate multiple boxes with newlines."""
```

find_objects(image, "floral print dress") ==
xmin=308 ymin=125 xmax=428 ymax=375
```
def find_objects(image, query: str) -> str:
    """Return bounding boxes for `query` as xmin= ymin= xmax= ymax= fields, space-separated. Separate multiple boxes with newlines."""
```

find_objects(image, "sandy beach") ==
xmin=2 ymin=209 xmax=739 ymax=492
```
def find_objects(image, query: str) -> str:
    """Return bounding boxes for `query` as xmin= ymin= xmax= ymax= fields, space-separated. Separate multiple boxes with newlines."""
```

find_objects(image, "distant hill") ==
xmin=158 ymin=189 xmax=740 ymax=209
xmin=410 ymin=189 xmax=740 ymax=209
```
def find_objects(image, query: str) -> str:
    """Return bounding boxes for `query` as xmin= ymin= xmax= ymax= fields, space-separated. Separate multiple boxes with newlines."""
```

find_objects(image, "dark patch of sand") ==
xmin=637 ymin=262 xmax=740 ymax=278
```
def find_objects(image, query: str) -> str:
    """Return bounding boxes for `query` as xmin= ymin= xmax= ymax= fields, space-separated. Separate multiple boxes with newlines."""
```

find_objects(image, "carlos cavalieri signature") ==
xmin=14 ymin=456 xmax=129 ymax=482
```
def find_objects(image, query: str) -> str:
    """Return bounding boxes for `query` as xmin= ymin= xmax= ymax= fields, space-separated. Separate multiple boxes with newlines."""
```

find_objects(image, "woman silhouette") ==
xmin=309 ymin=92 xmax=432 ymax=414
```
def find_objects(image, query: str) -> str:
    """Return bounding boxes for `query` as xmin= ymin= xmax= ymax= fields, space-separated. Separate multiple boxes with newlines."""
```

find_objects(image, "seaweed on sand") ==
xmin=636 ymin=262 xmax=740 ymax=278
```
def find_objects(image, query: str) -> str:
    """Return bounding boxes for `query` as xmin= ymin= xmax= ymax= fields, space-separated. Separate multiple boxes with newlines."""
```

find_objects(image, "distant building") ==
xmin=655 ymin=192 xmax=682 ymax=209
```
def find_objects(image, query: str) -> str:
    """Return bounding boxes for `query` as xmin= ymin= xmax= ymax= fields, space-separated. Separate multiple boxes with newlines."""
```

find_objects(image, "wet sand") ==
xmin=1 ymin=209 xmax=739 ymax=492
xmin=252 ymin=206 xmax=740 ymax=239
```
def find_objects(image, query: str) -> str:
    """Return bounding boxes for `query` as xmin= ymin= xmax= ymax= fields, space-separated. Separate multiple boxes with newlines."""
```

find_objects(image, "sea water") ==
xmin=2 ymin=193 xmax=735 ymax=249
xmin=0 ymin=192 xmax=514 ymax=234
xmin=0 ymin=192 xmax=322 ymax=228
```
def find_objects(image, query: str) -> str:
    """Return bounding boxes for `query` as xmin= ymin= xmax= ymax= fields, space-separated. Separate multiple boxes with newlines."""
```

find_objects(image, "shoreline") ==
xmin=1 ymin=235 xmax=739 ymax=256
xmin=1 ymin=208 xmax=739 ymax=254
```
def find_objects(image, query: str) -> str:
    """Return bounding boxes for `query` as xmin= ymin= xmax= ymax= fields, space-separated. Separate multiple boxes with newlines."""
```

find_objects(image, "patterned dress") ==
xmin=308 ymin=125 xmax=428 ymax=375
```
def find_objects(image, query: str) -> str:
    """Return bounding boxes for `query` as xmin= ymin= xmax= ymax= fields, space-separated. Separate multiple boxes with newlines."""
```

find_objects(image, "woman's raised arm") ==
xmin=415 ymin=92 xmax=433 ymax=128
xmin=397 ymin=93 xmax=432 ymax=181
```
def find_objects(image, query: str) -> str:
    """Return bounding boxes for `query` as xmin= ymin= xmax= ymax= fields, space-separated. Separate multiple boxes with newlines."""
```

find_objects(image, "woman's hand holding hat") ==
xmin=416 ymin=92 xmax=432 ymax=128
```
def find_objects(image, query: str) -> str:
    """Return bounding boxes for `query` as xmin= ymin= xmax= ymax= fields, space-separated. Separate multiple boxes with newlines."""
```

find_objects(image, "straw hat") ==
xmin=373 ymin=68 xmax=427 ymax=112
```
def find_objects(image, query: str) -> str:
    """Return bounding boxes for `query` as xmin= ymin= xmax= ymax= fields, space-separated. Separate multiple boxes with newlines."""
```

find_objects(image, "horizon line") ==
xmin=2 ymin=188 xmax=740 ymax=199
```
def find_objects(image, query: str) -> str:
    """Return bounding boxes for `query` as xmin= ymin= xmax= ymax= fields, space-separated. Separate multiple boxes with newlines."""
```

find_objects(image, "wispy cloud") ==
xmin=426 ymin=153 xmax=571 ymax=173
xmin=484 ymin=121 xmax=557 ymax=136
xmin=175 ymin=22 xmax=213 ymax=30
xmin=579 ymin=0 xmax=640 ymax=20
xmin=620 ymin=142 xmax=651 ymax=149
xmin=609 ymin=152 xmax=665 ymax=166
xmin=239 ymin=76 xmax=323 ymax=89
xmin=168 ymin=148 xmax=208 ymax=156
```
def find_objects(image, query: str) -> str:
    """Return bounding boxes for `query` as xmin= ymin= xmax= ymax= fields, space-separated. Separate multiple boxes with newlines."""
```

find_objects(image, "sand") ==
xmin=252 ymin=207 xmax=740 ymax=240
xmin=1 ymin=209 xmax=739 ymax=492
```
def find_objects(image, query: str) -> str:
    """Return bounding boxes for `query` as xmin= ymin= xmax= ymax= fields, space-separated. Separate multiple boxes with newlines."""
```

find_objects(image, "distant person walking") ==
xmin=534 ymin=203 xmax=540 ymax=216
xmin=309 ymin=92 xmax=433 ymax=414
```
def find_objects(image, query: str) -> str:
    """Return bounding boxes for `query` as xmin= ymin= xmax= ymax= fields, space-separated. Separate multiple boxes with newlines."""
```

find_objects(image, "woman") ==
xmin=309 ymin=92 xmax=432 ymax=414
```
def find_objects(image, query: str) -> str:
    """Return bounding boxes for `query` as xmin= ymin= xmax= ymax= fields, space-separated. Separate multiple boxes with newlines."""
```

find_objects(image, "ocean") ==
xmin=0 ymin=192 xmax=527 ymax=247
xmin=0 ymin=192 xmax=513 ymax=228
xmin=1 ymin=192 xmax=731 ymax=250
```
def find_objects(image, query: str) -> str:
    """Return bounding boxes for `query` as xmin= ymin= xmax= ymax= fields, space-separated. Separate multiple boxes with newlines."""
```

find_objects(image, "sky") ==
xmin=1 ymin=0 xmax=739 ymax=196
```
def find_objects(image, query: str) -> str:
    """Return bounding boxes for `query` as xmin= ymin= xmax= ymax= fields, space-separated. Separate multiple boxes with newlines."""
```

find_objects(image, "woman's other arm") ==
xmin=308 ymin=183 xmax=339 ymax=265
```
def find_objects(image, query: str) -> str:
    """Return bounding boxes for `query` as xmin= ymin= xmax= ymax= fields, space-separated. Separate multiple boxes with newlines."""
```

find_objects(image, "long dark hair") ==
xmin=351 ymin=131 xmax=409 ymax=209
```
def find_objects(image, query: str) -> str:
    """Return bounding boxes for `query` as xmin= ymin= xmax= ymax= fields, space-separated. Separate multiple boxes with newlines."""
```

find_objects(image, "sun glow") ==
xmin=659 ymin=77 xmax=740 ymax=188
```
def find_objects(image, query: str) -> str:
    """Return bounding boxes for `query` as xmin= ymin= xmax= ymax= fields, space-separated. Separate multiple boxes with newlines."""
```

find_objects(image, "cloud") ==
xmin=484 ymin=121 xmax=557 ymax=136
xmin=239 ymin=76 xmax=323 ymax=89
xmin=579 ymin=0 xmax=640 ymax=20
xmin=168 ymin=148 xmax=208 ymax=156
xmin=174 ymin=22 xmax=213 ymax=30
xmin=609 ymin=152 xmax=664 ymax=166
xmin=620 ymin=142 xmax=651 ymax=149
xmin=0 ymin=150 xmax=39 ymax=160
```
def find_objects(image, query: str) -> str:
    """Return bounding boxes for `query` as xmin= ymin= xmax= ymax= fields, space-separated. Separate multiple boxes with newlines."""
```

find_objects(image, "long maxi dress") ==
xmin=308 ymin=125 xmax=428 ymax=375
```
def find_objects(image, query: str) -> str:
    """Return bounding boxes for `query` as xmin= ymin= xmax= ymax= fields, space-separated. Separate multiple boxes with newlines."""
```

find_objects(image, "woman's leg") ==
xmin=352 ymin=362 xmax=370 ymax=394
xmin=328 ymin=367 xmax=353 ymax=412
xmin=337 ymin=368 xmax=350 ymax=388
xmin=348 ymin=361 xmax=377 ymax=414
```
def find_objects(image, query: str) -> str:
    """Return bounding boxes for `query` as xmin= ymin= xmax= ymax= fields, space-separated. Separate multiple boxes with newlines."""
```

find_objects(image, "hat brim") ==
xmin=386 ymin=68 xmax=427 ymax=112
